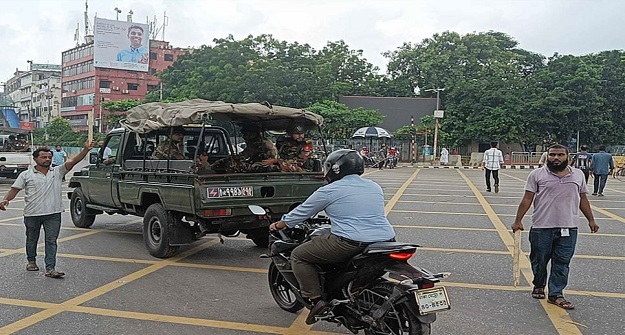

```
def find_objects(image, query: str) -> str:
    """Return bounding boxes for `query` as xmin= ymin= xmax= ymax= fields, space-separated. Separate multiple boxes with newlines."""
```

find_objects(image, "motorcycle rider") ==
xmin=387 ymin=146 xmax=398 ymax=168
xmin=269 ymin=149 xmax=396 ymax=324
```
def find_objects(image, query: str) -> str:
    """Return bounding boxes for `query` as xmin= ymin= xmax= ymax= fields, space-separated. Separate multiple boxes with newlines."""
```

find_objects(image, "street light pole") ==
xmin=425 ymin=88 xmax=445 ymax=162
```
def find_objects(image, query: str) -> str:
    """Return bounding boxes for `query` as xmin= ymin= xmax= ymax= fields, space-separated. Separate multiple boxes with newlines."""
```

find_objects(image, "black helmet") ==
xmin=287 ymin=124 xmax=305 ymax=134
xmin=323 ymin=149 xmax=364 ymax=183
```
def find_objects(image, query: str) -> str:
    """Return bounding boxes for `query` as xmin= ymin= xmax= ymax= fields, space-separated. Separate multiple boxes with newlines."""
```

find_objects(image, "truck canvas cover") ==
xmin=120 ymin=99 xmax=324 ymax=134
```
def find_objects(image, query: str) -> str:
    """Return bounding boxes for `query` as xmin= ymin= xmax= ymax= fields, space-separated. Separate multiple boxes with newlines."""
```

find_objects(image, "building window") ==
xmin=147 ymin=84 xmax=159 ymax=91
xmin=127 ymin=83 xmax=139 ymax=90
xmin=148 ymin=68 xmax=157 ymax=75
xmin=100 ymin=80 xmax=111 ymax=88
xmin=164 ymin=54 xmax=174 ymax=62
xmin=150 ymin=52 xmax=158 ymax=60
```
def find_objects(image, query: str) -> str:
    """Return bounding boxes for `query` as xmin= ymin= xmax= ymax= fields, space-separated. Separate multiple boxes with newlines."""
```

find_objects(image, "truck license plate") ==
xmin=414 ymin=287 xmax=451 ymax=315
xmin=207 ymin=186 xmax=253 ymax=198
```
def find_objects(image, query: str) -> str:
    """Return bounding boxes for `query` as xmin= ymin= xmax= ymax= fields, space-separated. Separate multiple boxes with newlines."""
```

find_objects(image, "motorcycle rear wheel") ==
xmin=361 ymin=283 xmax=431 ymax=335
xmin=268 ymin=262 xmax=305 ymax=313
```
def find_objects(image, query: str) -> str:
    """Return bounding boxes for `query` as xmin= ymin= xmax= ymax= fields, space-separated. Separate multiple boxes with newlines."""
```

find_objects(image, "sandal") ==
xmin=548 ymin=296 xmax=574 ymax=310
xmin=26 ymin=263 xmax=39 ymax=271
xmin=531 ymin=287 xmax=545 ymax=299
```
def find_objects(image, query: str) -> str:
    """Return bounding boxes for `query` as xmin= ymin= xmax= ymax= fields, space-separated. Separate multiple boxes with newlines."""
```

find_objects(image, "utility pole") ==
xmin=425 ymin=88 xmax=445 ymax=162
xmin=114 ymin=7 xmax=121 ymax=21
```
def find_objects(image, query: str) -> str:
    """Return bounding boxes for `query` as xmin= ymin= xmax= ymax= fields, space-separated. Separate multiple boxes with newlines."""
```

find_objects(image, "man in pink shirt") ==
xmin=512 ymin=144 xmax=599 ymax=310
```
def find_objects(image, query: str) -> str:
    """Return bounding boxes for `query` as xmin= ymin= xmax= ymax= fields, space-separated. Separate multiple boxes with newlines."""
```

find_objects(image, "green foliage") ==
xmin=156 ymin=34 xmax=383 ymax=108
xmin=101 ymin=99 xmax=143 ymax=112
xmin=306 ymin=100 xmax=383 ymax=139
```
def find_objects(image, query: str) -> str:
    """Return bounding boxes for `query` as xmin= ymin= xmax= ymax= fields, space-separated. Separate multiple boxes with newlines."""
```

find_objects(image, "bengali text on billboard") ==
xmin=94 ymin=18 xmax=149 ymax=72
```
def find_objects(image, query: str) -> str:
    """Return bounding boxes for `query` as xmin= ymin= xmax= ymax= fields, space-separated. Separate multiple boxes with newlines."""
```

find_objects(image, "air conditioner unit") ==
xmin=71 ymin=90 xmax=77 ymax=93
xmin=122 ymin=90 xmax=129 ymax=94
xmin=112 ymin=86 xmax=119 ymax=91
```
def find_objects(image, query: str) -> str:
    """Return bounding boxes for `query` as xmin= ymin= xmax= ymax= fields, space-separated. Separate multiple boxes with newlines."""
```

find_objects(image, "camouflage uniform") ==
xmin=212 ymin=138 xmax=280 ymax=173
xmin=151 ymin=139 xmax=186 ymax=160
xmin=277 ymin=137 xmax=314 ymax=172
xmin=194 ymin=159 xmax=215 ymax=174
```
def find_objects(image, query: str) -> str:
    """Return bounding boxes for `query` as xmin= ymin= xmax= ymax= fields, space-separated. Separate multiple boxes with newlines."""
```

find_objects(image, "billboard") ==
xmin=94 ymin=18 xmax=149 ymax=72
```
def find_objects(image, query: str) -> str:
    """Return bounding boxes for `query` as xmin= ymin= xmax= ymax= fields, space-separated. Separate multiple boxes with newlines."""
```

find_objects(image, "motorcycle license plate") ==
xmin=414 ymin=287 xmax=451 ymax=315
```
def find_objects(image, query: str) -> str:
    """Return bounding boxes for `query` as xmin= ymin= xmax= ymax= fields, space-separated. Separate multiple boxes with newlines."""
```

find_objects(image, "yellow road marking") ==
xmin=457 ymin=169 xmax=583 ymax=335
xmin=385 ymin=169 xmax=419 ymax=215
xmin=591 ymin=206 xmax=625 ymax=224
xmin=0 ymin=239 xmax=220 ymax=334
xmin=393 ymin=225 xmax=497 ymax=232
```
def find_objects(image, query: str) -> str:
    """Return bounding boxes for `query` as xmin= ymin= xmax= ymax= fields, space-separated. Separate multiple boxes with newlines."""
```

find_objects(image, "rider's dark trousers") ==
xmin=291 ymin=234 xmax=365 ymax=298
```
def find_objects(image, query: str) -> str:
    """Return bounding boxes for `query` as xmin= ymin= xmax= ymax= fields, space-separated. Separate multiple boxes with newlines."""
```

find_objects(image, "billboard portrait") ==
xmin=94 ymin=18 xmax=149 ymax=72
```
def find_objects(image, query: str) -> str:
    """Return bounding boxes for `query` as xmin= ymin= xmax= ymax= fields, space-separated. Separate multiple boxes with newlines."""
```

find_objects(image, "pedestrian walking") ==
xmin=512 ymin=144 xmax=598 ymax=310
xmin=52 ymin=145 xmax=68 ymax=182
xmin=570 ymin=145 xmax=592 ymax=183
xmin=589 ymin=145 xmax=614 ymax=196
xmin=440 ymin=148 xmax=449 ymax=166
xmin=0 ymin=141 xmax=94 ymax=278
xmin=482 ymin=141 xmax=504 ymax=193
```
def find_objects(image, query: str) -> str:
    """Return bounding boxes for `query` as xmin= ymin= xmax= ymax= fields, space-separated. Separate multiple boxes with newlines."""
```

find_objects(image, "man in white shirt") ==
xmin=0 ymin=141 xmax=94 ymax=278
xmin=482 ymin=141 xmax=504 ymax=193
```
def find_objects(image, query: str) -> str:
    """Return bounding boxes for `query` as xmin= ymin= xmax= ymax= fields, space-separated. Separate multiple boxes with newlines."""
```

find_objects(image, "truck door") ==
xmin=88 ymin=133 xmax=123 ymax=207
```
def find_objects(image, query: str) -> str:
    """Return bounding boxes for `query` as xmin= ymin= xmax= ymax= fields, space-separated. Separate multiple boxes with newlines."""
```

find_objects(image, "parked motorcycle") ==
xmin=251 ymin=205 xmax=451 ymax=335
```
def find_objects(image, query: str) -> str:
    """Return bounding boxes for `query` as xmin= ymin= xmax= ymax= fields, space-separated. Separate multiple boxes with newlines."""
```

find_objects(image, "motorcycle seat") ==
xmin=362 ymin=242 xmax=419 ymax=254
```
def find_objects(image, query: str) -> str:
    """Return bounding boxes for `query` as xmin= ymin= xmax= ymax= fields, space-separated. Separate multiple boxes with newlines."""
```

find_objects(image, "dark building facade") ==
xmin=339 ymin=96 xmax=438 ymax=132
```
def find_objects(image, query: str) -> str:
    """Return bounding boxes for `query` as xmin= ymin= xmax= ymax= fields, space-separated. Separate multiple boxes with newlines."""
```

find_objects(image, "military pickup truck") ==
xmin=68 ymin=100 xmax=326 ymax=258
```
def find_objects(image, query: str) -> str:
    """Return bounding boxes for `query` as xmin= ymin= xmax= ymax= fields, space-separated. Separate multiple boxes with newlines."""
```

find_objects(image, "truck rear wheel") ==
xmin=70 ymin=188 xmax=96 ymax=228
xmin=143 ymin=203 xmax=180 ymax=258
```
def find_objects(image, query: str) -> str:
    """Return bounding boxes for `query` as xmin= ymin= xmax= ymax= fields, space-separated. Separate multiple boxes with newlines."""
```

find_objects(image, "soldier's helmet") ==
xmin=323 ymin=149 xmax=364 ymax=183
xmin=287 ymin=124 xmax=305 ymax=135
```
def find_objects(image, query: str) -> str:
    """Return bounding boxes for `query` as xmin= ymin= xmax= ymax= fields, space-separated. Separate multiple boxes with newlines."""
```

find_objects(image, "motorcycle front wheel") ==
xmin=361 ymin=283 xmax=431 ymax=335
xmin=268 ymin=262 xmax=305 ymax=313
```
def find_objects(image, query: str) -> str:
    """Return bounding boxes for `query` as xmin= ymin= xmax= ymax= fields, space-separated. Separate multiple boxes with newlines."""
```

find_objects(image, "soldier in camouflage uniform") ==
xmin=212 ymin=124 xmax=280 ymax=173
xmin=277 ymin=125 xmax=314 ymax=172
xmin=152 ymin=127 xmax=186 ymax=160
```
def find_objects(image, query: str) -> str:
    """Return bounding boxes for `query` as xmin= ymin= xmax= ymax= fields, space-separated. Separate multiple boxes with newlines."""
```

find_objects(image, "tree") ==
xmin=155 ymin=34 xmax=382 ymax=108
xmin=384 ymin=31 xmax=545 ymax=147
xmin=101 ymin=99 xmax=143 ymax=128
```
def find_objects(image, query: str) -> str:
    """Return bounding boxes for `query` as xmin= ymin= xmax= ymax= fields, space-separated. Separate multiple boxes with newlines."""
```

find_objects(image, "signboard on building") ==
xmin=19 ymin=121 xmax=34 ymax=130
xmin=93 ymin=18 xmax=149 ymax=72
xmin=31 ymin=64 xmax=62 ymax=71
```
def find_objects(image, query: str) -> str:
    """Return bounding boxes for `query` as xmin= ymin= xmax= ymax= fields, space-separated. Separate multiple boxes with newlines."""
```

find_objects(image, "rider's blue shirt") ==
xmin=281 ymin=174 xmax=395 ymax=242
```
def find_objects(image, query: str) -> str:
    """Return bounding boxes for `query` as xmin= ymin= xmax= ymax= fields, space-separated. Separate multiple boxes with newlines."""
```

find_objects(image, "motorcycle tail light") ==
xmin=388 ymin=252 xmax=414 ymax=260
xmin=420 ymin=281 xmax=435 ymax=289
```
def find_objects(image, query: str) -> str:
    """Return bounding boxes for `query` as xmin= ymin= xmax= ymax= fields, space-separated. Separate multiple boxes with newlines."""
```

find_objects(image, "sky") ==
xmin=1 ymin=0 xmax=624 ymax=82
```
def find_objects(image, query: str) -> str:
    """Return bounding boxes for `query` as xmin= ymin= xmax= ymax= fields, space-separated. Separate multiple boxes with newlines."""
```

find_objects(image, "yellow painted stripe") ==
xmin=457 ymin=169 xmax=583 ymax=335
xmin=385 ymin=169 xmax=419 ymax=215
xmin=393 ymin=225 xmax=497 ymax=232
xmin=0 ymin=309 xmax=65 ymax=335
xmin=591 ymin=206 xmax=625 ymax=224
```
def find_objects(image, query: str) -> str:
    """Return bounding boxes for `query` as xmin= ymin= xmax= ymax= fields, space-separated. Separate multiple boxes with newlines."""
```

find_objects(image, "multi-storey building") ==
xmin=4 ymin=65 xmax=62 ymax=129
xmin=60 ymin=39 xmax=186 ymax=131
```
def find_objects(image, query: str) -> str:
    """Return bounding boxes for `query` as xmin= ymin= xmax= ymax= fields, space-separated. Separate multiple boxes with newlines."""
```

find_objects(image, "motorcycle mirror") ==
xmin=248 ymin=205 xmax=266 ymax=216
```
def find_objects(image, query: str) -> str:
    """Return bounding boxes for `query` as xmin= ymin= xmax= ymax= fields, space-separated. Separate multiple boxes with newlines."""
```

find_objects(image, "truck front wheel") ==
xmin=70 ymin=188 xmax=96 ymax=228
xmin=143 ymin=203 xmax=180 ymax=258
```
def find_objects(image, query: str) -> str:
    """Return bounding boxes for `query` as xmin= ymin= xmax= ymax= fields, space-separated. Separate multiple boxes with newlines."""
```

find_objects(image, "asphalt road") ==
xmin=0 ymin=166 xmax=624 ymax=335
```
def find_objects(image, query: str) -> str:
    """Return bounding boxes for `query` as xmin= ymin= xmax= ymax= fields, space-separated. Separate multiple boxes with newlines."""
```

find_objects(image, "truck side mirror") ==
xmin=89 ymin=152 xmax=99 ymax=164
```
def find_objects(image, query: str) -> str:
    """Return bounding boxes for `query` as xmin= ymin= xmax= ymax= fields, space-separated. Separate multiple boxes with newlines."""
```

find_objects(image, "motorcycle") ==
xmin=386 ymin=154 xmax=398 ymax=169
xmin=251 ymin=205 xmax=451 ymax=335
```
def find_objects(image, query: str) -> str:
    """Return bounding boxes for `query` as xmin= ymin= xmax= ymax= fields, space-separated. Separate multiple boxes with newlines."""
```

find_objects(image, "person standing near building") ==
xmin=482 ymin=141 xmax=504 ymax=193
xmin=571 ymin=145 xmax=592 ymax=183
xmin=52 ymin=145 xmax=68 ymax=182
xmin=0 ymin=141 xmax=94 ymax=278
xmin=440 ymin=147 xmax=449 ymax=166
xmin=590 ymin=145 xmax=614 ymax=196
xmin=512 ymin=144 xmax=598 ymax=310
